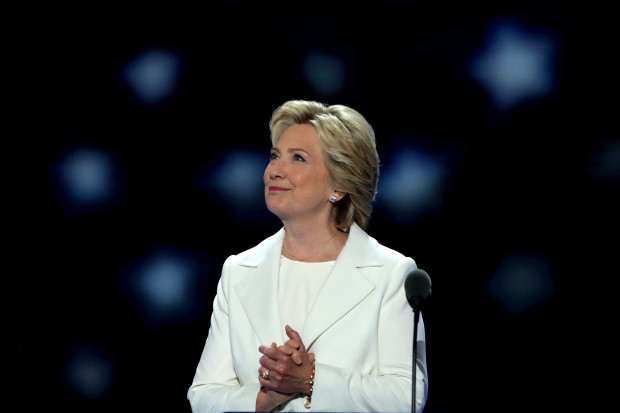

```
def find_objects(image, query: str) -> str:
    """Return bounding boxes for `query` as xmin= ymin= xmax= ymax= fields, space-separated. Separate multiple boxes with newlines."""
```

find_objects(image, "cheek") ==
xmin=263 ymin=166 xmax=270 ymax=185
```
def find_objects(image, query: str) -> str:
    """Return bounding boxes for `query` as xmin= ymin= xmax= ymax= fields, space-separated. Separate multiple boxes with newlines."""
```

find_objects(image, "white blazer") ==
xmin=188 ymin=223 xmax=428 ymax=412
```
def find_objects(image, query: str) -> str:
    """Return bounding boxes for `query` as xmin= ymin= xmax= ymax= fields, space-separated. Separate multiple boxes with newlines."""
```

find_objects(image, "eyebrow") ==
xmin=271 ymin=147 xmax=310 ymax=155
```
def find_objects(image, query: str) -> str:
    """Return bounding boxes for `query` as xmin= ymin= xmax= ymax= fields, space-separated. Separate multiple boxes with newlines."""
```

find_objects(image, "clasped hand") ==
xmin=258 ymin=325 xmax=315 ymax=397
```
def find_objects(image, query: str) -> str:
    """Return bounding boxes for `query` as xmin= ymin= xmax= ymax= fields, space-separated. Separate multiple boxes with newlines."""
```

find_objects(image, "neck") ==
xmin=281 ymin=218 xmax=346 ymax=262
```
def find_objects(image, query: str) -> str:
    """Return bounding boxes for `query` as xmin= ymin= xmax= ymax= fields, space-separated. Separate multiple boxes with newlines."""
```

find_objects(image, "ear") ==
xmin=331 ymin=189 xmax=347 ymax=202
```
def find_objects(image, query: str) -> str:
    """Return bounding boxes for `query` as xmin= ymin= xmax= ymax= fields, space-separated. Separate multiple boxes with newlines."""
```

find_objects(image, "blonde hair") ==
xmin=269 ymin=100 xmax=380 ymax=230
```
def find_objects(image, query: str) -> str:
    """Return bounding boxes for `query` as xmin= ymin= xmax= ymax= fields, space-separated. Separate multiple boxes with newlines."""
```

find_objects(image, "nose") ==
xmin=266 ymin=161 xmax=284 ymax=180
xmin=270 ymin=170 xmax=283 ymax=180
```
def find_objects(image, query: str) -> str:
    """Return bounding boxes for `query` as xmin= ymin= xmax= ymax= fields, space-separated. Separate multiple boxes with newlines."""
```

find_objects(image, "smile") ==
xmin=269 ymin=186 xmax=288 ymax=191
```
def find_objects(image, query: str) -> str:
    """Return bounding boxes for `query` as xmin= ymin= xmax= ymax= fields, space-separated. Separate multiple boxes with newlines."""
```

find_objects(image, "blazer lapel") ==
xmin=233 ymin=228 xmax=287 ymax=346
xmin=232 ymin=224 xmax=384 ymax=349
xmin=302 ymin=223 xmax=383 ymax=349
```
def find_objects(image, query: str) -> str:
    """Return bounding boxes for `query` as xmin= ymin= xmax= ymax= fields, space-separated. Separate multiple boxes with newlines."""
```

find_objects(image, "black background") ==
xmin=8 ymin=2 xmax=617 ymax=412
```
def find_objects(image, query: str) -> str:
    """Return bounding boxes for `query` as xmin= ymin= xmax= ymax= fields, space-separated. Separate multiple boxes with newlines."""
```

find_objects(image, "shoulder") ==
xmin=367 ymin=230 xmax=409 ymax=261
xmin=349 ymin=223 xmax=416 ymax=268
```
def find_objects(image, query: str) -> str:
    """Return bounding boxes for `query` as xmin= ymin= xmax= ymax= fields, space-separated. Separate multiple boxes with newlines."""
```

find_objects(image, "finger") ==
xmin=258 ymin=366 xmax=272 ymax=382
xmin=258 ymin=376 xmax=269 ymax=390
xmin=280 ymin=345 xmax=309 ymax=366
xmin=278 ymin=345 xmax=294 ymax=356
xmin=259 ymin=342 xmax=280 ymax=353
xmin=285 ymin=325 xmax=302 ymax=344
xmin=308 ymin=352 xmax=315 ymax=364
xmin=285 ymin=325 xmax=305 ymax=352
xmin=258 ymin=365 xmax=284 ymax=383
xmin=259 ymin=375 xmax=277 ymax=391
xmin=260 ymin=353 xmax=287 ymax=371
xmin=275 ymin=343 xmax=302 ymax=365
xmin=259 ymin=345 xmax=284 ymax=361
xmin=277 ymin=347 xmax=301 ymax=365
xmin=258 ymin=371 xmax=277 ymax=391
xmin=289 ymin=349 xmax=302 ymax=365
xmin=284 ymin=339 xmax=301 ymax=350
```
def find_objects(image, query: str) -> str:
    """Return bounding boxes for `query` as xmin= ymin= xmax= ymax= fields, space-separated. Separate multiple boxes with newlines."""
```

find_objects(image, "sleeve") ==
xmin=187 ymin=256 xmax=261 ymax=413
xmin=310 ymin=258 xmax=428 ymax=413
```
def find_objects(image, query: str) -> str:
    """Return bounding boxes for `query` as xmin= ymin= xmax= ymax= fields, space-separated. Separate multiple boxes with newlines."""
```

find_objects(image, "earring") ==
xmin=329 ymin=194 xmax=337 ymax=203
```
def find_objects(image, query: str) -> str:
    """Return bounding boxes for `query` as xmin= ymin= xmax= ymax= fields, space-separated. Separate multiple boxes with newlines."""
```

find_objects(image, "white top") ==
xmin=278 ymin=255 xmax=335 ymax=334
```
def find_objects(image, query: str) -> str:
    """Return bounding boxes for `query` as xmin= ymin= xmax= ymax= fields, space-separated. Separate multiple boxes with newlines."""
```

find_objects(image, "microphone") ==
xmin=404 ymin=268 xmax=431 ymax=413
xmin=405 ymin=269 xmax=432 ymax=312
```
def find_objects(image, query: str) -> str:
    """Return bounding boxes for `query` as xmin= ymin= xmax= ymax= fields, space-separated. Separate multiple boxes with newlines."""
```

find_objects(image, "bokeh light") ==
xmin=118 ymin=247 xmax=210 ymax=326
xmin=51 ymin=147 xmax=124 ymax=214
xmin=303 ymin=52 xmax=346 ymax=96
xmin=377 ymin=144 xmax=455 ymax=223
xmin=196 ymin=149 xmax=267 ymax=219
xmin=487 ymin=253 xmax=555 ymax=315
xmin=123 ymin=49 xmax=181 ymax=104
xmin=469 ymin=17 xmax=558 ymax=110
xmin=584 ymin=138 xmax=620 ymax=186
xmin=64 ymin=346 xmax=115 ymax=400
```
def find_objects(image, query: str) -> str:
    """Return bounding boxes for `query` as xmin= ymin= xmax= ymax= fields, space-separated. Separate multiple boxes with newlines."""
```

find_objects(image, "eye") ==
xmin=294 ymin=154 xmax=305 ymax=162
xmin=270 ymin=152 xmax=279 ymax=160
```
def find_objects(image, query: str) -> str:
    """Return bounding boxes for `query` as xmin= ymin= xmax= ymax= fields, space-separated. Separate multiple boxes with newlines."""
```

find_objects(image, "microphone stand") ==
xmin=411 ymin=309 xmax=421 ymax=413
xmin=404 ymin=268 xmax=431 ymax=413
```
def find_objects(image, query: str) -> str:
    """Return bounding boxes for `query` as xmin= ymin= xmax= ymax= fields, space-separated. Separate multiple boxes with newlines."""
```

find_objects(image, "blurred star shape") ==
xmin=64 ymin=347 xmax=115 ymax=400
xmin=377 ymin=147 xmax=450 ymax=223
xmin=487 ymin=253 xmax=555 ymax=315
xmin=51 ymin=147 xmax=124 ymax=215
xmin=119 ymin=247 xmax=210 ymax=326
xmin=124 ymin=49 xmax=181 ymax=104
xmin=469 ymin=19 xmax=558 ymax=110
xmin=303 ymin=52 xmax=345 ymax=96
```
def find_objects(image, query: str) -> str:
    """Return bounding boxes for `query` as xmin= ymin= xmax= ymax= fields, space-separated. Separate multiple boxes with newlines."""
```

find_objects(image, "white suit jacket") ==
xmin=188 ymin=223 xmax=428 ymax=412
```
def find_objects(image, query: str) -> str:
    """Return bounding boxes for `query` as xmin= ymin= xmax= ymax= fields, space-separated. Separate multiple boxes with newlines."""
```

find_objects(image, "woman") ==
xmin=187 ymin=100 xmax=428 ymax=412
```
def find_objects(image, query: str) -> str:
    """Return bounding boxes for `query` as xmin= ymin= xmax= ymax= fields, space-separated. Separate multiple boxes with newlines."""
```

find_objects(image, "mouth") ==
xmin=269 ymin=186 xmax=289 ymax=192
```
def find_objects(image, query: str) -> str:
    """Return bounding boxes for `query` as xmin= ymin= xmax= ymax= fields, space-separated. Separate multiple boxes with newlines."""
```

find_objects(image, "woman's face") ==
xmin=264 ymin=123 xmax=333 ymax=222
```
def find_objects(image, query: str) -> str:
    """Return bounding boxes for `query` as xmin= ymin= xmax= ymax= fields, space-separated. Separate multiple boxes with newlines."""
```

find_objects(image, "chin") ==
xmin=265 ymin=202 xmax=284 ymax=217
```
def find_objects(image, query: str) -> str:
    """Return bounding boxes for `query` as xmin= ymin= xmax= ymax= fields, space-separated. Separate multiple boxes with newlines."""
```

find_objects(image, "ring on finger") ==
xmin=262 ymin=369 xmax=270 ymax=379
